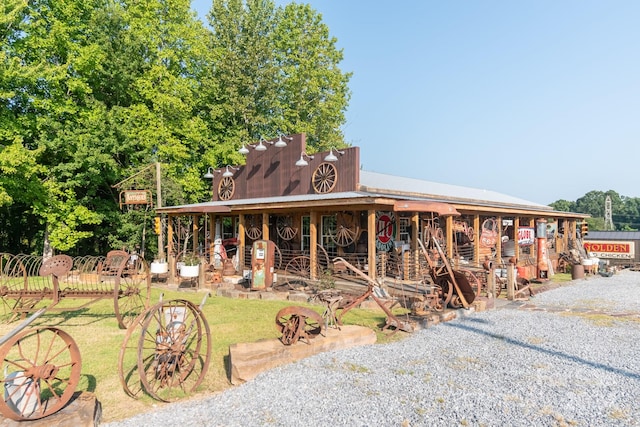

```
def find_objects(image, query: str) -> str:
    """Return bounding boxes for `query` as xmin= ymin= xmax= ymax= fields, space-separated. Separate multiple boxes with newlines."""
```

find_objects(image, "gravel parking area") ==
xmin=104 ymin=270 xmax=640 ymax=427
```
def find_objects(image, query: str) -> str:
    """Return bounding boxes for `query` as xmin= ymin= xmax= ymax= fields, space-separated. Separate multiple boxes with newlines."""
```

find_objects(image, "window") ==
xmin=301 ymin=216 xmax=310 ymax=251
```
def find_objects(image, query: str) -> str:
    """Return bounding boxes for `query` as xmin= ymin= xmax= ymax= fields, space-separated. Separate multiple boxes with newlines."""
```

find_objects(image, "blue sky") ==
xmin=191 ymin=1 xmax=640 ymax=205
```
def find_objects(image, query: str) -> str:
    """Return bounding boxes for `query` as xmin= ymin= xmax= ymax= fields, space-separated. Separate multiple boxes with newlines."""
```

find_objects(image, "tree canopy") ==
xmin=0 ymin=0 xmax=352 ymax=257
xmin=550 ymin=190 xmax=640 ymax=231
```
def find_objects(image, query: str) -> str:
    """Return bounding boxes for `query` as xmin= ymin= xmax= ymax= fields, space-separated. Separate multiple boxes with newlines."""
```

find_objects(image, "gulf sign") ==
xmin=583 ymin=241 xmax=634 ymax=259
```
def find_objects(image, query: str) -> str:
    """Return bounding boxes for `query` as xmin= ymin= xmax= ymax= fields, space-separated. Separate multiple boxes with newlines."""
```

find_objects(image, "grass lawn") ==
xmin=0 ymin=286 xmax=401 ymax=423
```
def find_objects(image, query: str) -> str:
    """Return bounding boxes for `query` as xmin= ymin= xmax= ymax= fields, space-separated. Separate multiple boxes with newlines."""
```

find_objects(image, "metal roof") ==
xmin=359 ymin=170 xmax=551 ymax=209
xmin=584 ymin=231 xmax=640 ymax=240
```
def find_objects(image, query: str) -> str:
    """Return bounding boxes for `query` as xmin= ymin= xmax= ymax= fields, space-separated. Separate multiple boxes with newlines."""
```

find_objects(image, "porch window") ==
xmin=321 ymin=215 xmax=337 ymax=253
xmin=301 ymin=216 xmax=310 ymax=251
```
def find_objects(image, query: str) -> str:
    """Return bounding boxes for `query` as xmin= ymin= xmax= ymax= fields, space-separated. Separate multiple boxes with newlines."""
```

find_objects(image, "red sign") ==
xmin=584 ymin=241 xmax=634 ymax=259
xmin=376 ymin=211 xmax=396 ymax=251
xmin=518 ymin=227 xmax=535 ymax=245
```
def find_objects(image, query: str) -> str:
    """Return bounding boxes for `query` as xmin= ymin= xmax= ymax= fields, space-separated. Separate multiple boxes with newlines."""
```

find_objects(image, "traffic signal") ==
xmin=154 ymin=217 xmax=161 ymax=234
xmin=580 ymin=222 xmax=588 ymax=236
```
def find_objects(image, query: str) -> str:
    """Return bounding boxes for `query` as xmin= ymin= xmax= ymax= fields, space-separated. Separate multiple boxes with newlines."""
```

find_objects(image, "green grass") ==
xmin=0 ymin=286 xmax=395 ymax=422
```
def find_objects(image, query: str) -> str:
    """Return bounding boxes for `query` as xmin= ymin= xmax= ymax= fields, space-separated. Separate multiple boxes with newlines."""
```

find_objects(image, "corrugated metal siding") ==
xmin=584 ymin=231 xmax=640 ymax=240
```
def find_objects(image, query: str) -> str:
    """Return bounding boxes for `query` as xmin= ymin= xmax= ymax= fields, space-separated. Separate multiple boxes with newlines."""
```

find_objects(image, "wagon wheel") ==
xmin=275 ymin=306 xmax=324 ymax=345
xmin=114 ymin=259 xmax=151 ymax=330
xmin=276 ymin=216 xmax=298 ymax=241
xmin=284 ymin=256 xmax=321 ymax=290
xmin=331 ymin=211 xmax=360 ymax=247
xmin=312 ymin=162 xmax=338 ymax=194
xmin=0 ymin=297 xmax=28 ymax=324
xmin=137 ymin=299 xmax=211 ymax=402
xmin=466 ymin=226 xmax=475 ymax=242
xmin=316 ymin=244 xmax=331 ymax=273
xmin=118 ymin=310 xmax=149 ymax=398
xmin=274 ymin=244 xmax=283 ymax=271
xmin=244 ymin=215 xmax=262 ymax=241
xmin=424 ymin=225 xmax=445 ymax=247
xmin=0 ymin=327 xmax=81 ymax=421
xmin=217 ymin=176 xmax=235 ymax=201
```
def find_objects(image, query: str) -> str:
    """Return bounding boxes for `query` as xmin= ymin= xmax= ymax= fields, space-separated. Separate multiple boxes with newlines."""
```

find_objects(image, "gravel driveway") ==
xmin=104 ymin=270 xmax=640 ymax=427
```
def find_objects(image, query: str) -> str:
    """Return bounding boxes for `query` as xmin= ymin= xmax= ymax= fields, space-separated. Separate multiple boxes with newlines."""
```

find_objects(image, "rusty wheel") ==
xmin=0 ymin=327 xmax=81 ymax=421
xmin=118 ymin=310 xmax=151 ymax=399
xmin=275 ymin=306 xmax=324 ymax=345
xmin=114 ymin=258 xmax=151 ymax=329
xmin=284 ymin=256 xmax=321 ymax=290
xmin=137 ymin=299 xmax=211 ymax=402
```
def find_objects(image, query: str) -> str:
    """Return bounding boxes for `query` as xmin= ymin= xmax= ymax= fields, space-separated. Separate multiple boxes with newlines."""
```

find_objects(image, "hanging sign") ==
xmin=120 ymin=190 xmax=152 ymax=208
xmin=376 ymin=211 xmax=396 ymax=251
xmin=518 ymin=227 xmax=535 ymax=245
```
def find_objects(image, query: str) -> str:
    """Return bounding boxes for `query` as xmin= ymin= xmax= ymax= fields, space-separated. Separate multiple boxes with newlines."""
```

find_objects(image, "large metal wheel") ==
xmin=275 ymin=306 xmax=324 ymax=345
xmin=0 ymin=327 xmax=81 ymax=421
xmin=284 ymin=256 xmax=321 ymax=290
xmin=331 ymin=211 xmax=360 ymax=247
xmin=118 ymin=310 xmax=150 ymax=398
xmin=137 ymin=299 xmax=211 ymax=402
xmin=114 ymin=258 xmax=151 ymax=330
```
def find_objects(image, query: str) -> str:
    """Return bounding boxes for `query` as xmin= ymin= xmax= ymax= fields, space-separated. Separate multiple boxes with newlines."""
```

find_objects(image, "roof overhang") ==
xmin=393 ymin=200 xmax=460 ymax=216
xmin=156 ymin=205 xmax=231 ymax=214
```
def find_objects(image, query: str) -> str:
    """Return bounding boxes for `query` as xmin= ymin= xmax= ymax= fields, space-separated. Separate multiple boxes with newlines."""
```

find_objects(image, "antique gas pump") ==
xmin=250 ymin=240 xmax=276 ymax=290
xmin=536 ymin=219 xmax=549 ymax=280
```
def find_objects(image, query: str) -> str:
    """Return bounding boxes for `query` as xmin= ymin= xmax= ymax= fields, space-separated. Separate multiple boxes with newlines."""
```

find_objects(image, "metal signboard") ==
xmin=583 ymin=240 xmax=634 ymax=260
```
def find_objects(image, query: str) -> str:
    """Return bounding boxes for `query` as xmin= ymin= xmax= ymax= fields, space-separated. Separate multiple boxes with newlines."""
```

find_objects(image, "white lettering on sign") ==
xmin=375 ymin=211 xmax=396 ymax=251
xmin=584 ymin=240 xmax=634 ymax=259
xmin=518 ymin=227 xmax=535 ymax=245
xmin=123 ymin=190 xmax=150 ymax=205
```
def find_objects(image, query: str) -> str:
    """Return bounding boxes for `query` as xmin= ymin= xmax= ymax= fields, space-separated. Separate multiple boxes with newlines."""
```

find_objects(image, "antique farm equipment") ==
xmin=118 ymin=295 xmax=211 ymax=401
xmin=0 ymin=251 xmax=150 ymax=329
xmin=417 ymin=237 xmax=476 ymax=309
xmin=0 ymin=308 xmax=82 ymax=421
xmin=332 ymin=257 xmax=415 ymax=333
xmin=279 ymin=244 xmax=330 ymax=290
xmin=275 ymin=306 xmax=325 ymax=345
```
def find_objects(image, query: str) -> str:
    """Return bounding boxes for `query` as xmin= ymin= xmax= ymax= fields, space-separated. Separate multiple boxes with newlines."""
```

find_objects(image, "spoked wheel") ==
xmin=275 ymin=306 xmax=325 ymax=345
xmin=331 ymin=212 xmax=360 ymax=247
xmin=114 ymin=260 xmax=151 ymax=329
xmin=0 ymin=327 xmax=81 ymax=421
xmin=436 ymin=276 xmax=454 ymax=307
xmin=137 ymin=299 xmax=211 ymax=402
xmin=118 ymin=311 xmax=150 ymax=399
xmin=276 ymin=216 xmax=298 ymax=241
xmin=284 ymin=256 xmax=321 ymax=290
xmin=245 ymin=215 xmax=262 ymax=241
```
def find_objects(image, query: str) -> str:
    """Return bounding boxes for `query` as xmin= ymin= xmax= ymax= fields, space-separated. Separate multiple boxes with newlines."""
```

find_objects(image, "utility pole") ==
xmin=156 ymin=162 xmax=165 ymax=261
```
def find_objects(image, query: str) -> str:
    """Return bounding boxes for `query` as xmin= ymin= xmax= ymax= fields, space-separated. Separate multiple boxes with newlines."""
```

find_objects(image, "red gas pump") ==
xmin=251 ymin=240 xmax=276 ymax=290
xmin=536 ymin=219 xmax=549 ymax=281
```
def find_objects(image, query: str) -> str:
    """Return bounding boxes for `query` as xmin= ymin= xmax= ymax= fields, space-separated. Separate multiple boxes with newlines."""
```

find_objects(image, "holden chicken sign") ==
xmin=584 ymin=241 xmax=634 ymax=260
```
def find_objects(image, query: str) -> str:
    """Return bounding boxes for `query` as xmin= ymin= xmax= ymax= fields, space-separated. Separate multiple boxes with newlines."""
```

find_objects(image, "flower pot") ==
xmin=150 ymin=261 xmax=169 ymax=274
xmin=180 ymin=264 xmax=200 ymax=278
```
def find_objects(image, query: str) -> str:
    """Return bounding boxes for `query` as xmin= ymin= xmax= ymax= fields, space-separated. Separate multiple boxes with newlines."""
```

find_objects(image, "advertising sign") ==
xmin=123 ymin=190 xmax=151 ymax=205
xmin=375 ymin=211 xmax=396 ymax=251
xmin=583 ymin=241 xmax=634 ymax=259
xmin=518 ymin=227 xmax=535 ymax=245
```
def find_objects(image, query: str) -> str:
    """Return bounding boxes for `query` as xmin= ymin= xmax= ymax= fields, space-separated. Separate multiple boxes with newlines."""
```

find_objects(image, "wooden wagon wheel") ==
xmin=275 ymin=306 xmax=325 ymax=345
xmin=114 ymin=257 xmax=151 ymax=330
xmin=276 ymin=216 xmax=298 ymax=241
xmin=218 ymin=176 xmax=235 ymax=201
xmin=312 ymin=162 xmax=337 ymax=194
xmin=136 ymin=299 xmax=211 ymax=402
xmin=244 ymin=215 xmax=262 ymax=241
xmin=331 ymin=211 xmax=360 ymax=247
xmin=284 ymin=256 xmax=321 ymax=290
xmin=0 ymin=327 xmax=82 ymax=421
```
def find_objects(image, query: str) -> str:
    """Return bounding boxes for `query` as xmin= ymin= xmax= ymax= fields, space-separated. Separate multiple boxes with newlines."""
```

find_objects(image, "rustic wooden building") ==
xmin=157 ymin=134 xmax=588 ymax=285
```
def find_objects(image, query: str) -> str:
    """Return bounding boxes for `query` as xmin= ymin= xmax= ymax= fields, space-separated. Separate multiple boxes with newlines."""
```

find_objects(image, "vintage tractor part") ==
xmin=332 ymin=257 xmax=415 ymax=333
xmin=417 ymin=238 xmax=475 ymax=309
xmin=118 ymin=305 xmax=154 ymax=399
xmin=136 ymin=297 xmax=211 ymax=402
xmin=275 ymin=306 xmax=325 ymax=345
xmin=331 ymin=211 xmax=360 ymax=247
xmin=0 ymin=324 xmax=81 ymax=421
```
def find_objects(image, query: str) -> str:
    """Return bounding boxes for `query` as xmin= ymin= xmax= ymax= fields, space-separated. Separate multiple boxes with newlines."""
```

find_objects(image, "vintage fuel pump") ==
xmin=250 ymin=240 xmax=276 ymax=290
xmin=536 ymin=219 xmax=549 ymax=281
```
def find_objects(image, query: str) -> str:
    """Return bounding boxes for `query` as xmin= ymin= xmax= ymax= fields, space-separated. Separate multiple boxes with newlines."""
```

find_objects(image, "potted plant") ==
xmin=179 ymin=253 xmax=200 ymax=278
xmin=150 ymin=259 xmax=169 ymax=274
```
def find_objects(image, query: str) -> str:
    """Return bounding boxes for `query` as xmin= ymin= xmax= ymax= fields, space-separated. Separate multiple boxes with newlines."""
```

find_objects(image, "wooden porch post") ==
xmin=310 ymin=211 xmax=318 ymax=280
xmin=368 ymin=210 xmax=376 ymax=280
xmin=262 ymin=212 xmax=269 ymax=241
xmin=445 ymin=215 xmax=453 ymax=260
xmin=412 ymin=212 xmax=419 ymax=278
xmin=238 ymin=214 xmax=246 ymax=270
xmin=515 ymin=217 xmax=521 ymax=261
xmin=473 ymin=215 xmax=480 ymax=266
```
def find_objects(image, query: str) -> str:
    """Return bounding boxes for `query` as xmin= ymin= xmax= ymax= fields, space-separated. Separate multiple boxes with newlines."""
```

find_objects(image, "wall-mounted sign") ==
xmin=584 ymin=241 xmax=634 ymax=259
xmin=518 ymin=227 xmax=535 ymax=245
xmin=375 ymin=211 xmax=396 ymax=252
